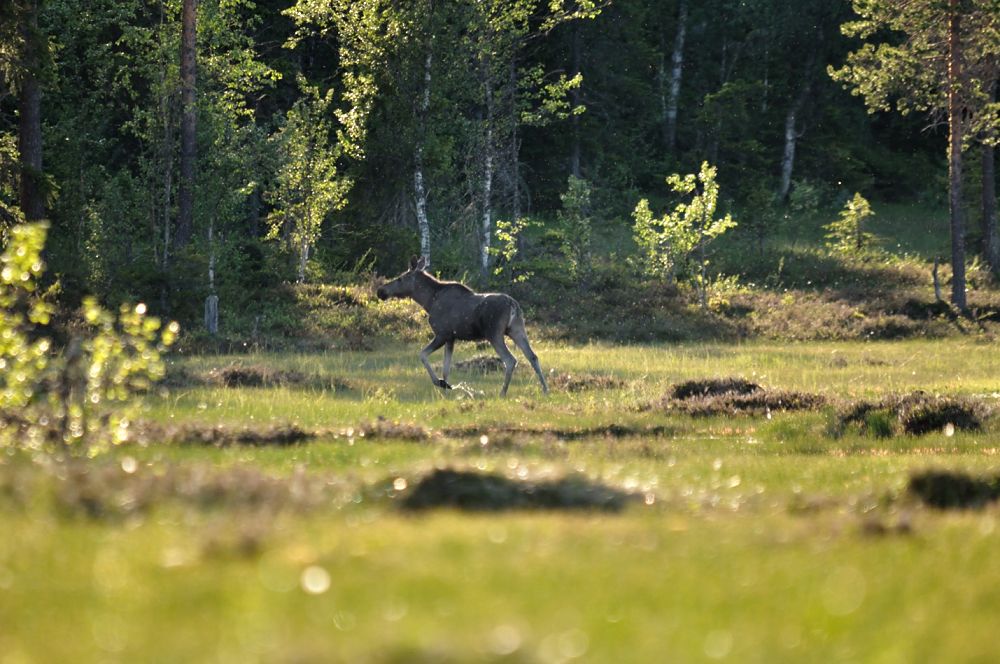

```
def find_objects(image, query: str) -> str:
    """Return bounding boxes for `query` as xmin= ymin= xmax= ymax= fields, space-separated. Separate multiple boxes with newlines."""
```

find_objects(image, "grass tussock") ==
xmin=834 ymin=393 xmax=991 ymax=437
xmin=398 ymin=468 xmax=636 ymax=512
xmin=452 ymin=355 xmax=505 ymax=373
xmin=908 ymin=470 xmax=1000 ymax=509
xmin=138 ymin=422 xmax=314 ymax=446
xmin=164 ymin=362 xmax=353 ymax=392
xmin=355 ymin=418 xmax=434 ymax=441
xmin=549 ymin=371 xmax=626 ymax=392
xmin=659 ymin=377 xmax=825 ymax=416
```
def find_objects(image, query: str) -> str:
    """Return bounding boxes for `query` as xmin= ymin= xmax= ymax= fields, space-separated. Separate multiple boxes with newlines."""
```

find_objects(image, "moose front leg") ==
xmin=442 ymin=340 xmax=454 ymax=387
xmin=420 ymin=336 xmax=452 ymax=389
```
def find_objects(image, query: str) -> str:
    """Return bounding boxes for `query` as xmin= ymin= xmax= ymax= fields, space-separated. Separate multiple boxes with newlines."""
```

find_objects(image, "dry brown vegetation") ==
xmin=658 ymin=377 xmax=826 ymax=416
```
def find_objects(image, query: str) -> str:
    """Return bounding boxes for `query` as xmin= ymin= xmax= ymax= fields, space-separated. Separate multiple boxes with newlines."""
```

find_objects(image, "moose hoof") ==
xmin=438 ymin=379 xmax=452 ymax=390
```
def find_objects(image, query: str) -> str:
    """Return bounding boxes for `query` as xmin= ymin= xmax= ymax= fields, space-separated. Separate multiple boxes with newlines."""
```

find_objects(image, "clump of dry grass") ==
xmin=908 ymin=470 xmax=1000 ymax=509
xmin=834 ymin=393 xmax=991 ymax=437
xmin=453 ymin=355 xmax=505 ymax=373
xmin=163 ymin=362 xmax=353 ymax=392
xmin=355 ymin=418 xmax=434 ymax=441
xmin=137 ymin=422 xmax=314 ymax=446
xmin=658 ymin=377 xmax=825 ymax=417
xmin=398 ymin=468 xmax=635 ymax=512
xmin=549 ymin=371 xmax=626 ymax=392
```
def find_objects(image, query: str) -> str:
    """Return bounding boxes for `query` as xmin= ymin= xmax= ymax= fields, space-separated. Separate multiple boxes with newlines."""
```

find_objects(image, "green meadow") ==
xmin=3 ymin=338 xmax=1000 ymax=663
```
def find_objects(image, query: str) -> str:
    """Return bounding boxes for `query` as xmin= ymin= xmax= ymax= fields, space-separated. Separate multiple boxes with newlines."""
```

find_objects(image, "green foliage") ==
xmin=266 ymin=77 xmax=351 ymax=283
xmin=632 ymin=162 xmax=737 ymax=308
xmin=490 ymin=217 xmax=535 ymax=284
xmin=0 ymin=223 xmax=178 ymax=455
xmin=556 ymin=175 xmax=593 ymax=281
xmin=824 ymin=192 xmax=877 ymax=257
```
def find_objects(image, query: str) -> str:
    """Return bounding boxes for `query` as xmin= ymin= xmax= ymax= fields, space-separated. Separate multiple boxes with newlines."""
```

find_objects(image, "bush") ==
xmin=0 ymin=223 xmax=178 ymax=455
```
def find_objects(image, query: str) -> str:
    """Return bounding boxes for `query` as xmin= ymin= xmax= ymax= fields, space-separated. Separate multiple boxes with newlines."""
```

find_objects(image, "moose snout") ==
xmin=376 ymin=287 xmax=388 ymax=301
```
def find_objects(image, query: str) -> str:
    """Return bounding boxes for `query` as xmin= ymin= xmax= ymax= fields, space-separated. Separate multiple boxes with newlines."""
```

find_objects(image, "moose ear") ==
xmin=408 ymin=255 xmax=419 ymax=270
xmin=415 ymin=256 xmax=428 ymax=271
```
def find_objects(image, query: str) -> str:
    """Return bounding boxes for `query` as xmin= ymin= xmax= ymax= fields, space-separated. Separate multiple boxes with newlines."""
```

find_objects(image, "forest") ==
xmin=2 ymin=0 xmax=996 ymax=343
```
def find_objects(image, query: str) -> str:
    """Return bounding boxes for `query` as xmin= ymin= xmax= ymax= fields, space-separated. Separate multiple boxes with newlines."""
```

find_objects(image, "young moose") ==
xmin=376 ymin=257 xmax=548 ymax=397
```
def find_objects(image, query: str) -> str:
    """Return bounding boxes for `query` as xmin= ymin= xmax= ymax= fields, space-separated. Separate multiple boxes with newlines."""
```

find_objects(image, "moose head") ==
xmin=376 ymin=255 xmax=427 ymax=301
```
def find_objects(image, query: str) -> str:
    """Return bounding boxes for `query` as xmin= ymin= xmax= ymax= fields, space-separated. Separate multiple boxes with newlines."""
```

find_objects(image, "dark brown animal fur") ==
xmin=376 ymin=256 xmax=548 ymax=396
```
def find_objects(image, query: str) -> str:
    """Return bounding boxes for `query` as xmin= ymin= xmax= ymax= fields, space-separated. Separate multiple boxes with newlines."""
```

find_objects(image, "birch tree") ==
xmin=266 ymin=80 xmax=349 ymax=283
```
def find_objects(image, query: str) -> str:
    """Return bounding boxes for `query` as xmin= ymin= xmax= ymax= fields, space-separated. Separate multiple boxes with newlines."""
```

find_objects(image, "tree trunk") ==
xmin=414 ymin=46 xmax=433 ymax=267
xmin=480 ymin=55 xmax=494 ymax=281
xmin=509 ymin=58 xmax=522 ymax=223
xmin=665 ymin=0 xmax=687 ymax=151
xmin=204 ymin=214 xmax=217 ymax=335
xmin=947 ymin=0 xmax=967 ymax=310
xmin=777 ymin=73 xmax=812 ymax=203
xmin=17 ymin=0 xmax=45 ymax=221
xmin=176 ymin=0 xmax=197 ymax=248
xmin=777 ymin=105 xmax=799 ymax=202
xmin=982 ymin=81 xmax=999 ymax=278
xmin=570 ymin=22 xmax=582 ymax=178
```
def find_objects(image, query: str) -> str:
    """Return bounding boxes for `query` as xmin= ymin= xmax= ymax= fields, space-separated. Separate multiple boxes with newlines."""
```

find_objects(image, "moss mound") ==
xmin=836 ymin=393 xmax=990 ymax=437
xmin=909 ymin=470 xmax=1000 ymax=509
xmin=660 ymin=377 xmax=825 ymax=417
xmin=399 ymin=468 xmax=634 ymax=512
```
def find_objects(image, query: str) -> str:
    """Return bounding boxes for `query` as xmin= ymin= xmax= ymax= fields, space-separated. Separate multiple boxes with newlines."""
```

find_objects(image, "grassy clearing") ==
xmin=3 ymin=338 xmax=1000 ymax=662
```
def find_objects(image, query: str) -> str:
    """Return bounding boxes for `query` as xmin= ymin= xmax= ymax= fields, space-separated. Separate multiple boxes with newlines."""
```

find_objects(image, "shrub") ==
xmin=824 ymin=192 xmax=878 ymax=257
xmin=0 ymin=223 xmax=178 ymax=455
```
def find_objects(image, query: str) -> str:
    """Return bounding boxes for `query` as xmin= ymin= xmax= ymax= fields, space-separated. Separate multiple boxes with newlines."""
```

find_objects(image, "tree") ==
xmin=12 ymin=0 xmax=47 ymax=221
xmin=266 ymin=79 xmax=350 ymax=283
xmin=632 ymin=161 xmax=737 ymax=310
xmin=824 ymin=192 xmax=877 ymax=256
xmin=176 ymin=0 xmax=197 ymax=248
xmin=830 ymin=0 xmax=1000 ymax=310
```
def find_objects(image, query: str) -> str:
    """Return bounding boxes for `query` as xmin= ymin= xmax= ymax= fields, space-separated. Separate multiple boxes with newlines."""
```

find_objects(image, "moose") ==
xmin=376 ymin=256 xmax=549 ymax=397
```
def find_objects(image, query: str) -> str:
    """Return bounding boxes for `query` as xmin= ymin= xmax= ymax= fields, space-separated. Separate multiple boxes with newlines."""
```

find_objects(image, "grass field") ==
xmin=3 ymin=338 xmax=1000 ymax=663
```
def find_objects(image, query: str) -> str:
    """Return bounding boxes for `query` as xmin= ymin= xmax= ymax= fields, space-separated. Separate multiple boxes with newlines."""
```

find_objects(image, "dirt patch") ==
xmin=659 ymin=377 xmax=825 ymax=417
xmin=908 ymin=470 xmax=1000 ymax=509
xmin=453 ymin=355 xmax=505 ymax=373
xmin=549 ymin=371 xmax=626 ymax=392
xmin=834 ymin=393 xmax=990 ymax=437
xmin=398 ymin=468 xmax=635 ymax=512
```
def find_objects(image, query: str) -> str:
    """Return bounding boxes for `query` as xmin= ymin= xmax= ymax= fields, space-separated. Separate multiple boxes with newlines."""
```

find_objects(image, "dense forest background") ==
xmin=1 ymin=0 xmax=997 ymax=345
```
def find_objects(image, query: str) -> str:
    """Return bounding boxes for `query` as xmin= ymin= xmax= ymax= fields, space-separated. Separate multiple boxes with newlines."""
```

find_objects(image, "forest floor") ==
xmin=3 ymin=339 xmax=1000 ymax=662
xmin=191 ymin=203 xmax=1000 ymax=354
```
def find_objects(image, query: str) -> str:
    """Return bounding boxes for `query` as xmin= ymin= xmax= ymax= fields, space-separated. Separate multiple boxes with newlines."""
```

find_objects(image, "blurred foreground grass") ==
xmin=3 ymin=338 xmax=1000 ymax=663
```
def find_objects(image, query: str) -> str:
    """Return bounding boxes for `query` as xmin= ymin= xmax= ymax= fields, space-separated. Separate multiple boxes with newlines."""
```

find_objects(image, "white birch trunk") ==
xmin=665 ymin=0 xmax=687 ymax=150
xmin=778 ymin=106 xmax=798 ymax=202
xmin=480 ymin=55 xmax=494 ymax=280
xmin=298 ymin=237 xmax=309 ymax=283
xmin=414 ymin=48 xmax=433 ymax=266
xmin=204 ymin=217 xmax=218 ymax=335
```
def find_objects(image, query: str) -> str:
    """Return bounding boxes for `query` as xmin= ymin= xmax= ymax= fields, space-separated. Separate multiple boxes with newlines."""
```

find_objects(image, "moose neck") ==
xmin=407 ymin=271 xmax=442 ymax=312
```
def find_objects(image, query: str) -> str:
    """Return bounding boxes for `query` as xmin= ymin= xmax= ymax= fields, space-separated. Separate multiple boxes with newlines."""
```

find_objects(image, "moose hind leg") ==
xmin=489 ymin=336 xmax=518 ymax=397
xmin=510 ymin=328 xmax=548 ymax=394
xmin=420 ymin=336 xmax=451 ymax=389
